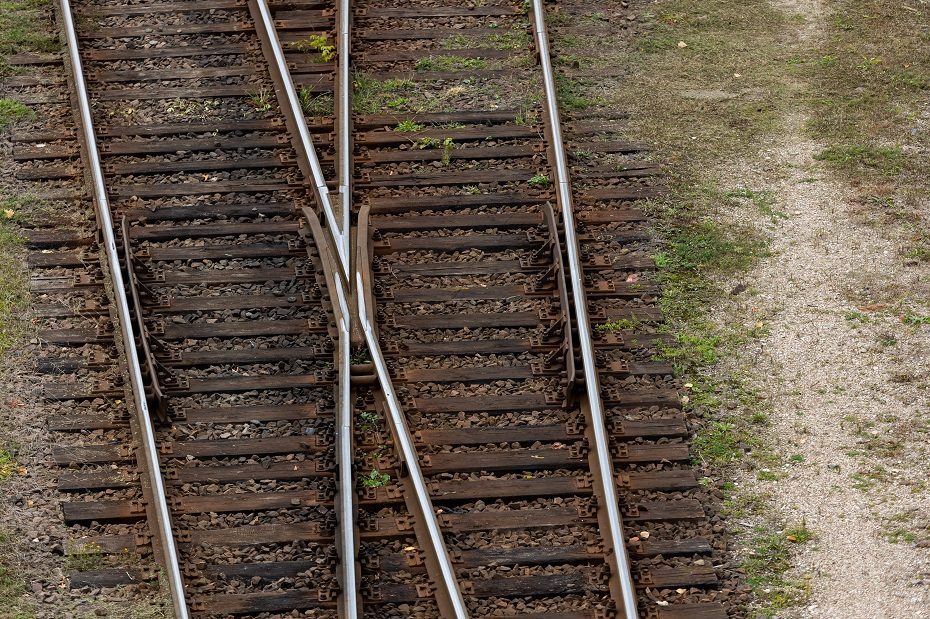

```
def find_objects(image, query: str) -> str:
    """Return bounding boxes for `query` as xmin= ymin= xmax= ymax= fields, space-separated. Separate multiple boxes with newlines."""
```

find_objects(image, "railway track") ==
xmin=5 ymin=0 xmax=731 ymax=616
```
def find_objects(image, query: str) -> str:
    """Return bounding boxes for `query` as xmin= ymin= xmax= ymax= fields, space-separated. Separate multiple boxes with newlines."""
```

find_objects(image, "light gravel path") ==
xmin=728 ymin=114 xmax=930 ymax=617
xmin=721 ymin=0 xmax=930 ymax=612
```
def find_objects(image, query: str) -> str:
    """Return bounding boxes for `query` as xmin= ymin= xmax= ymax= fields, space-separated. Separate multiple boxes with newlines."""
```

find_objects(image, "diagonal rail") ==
xmin=530 ymin=0 xmax=639 ymax=616
xmin=355 ymin=273 xmax=471 ymax=619
xmin=250 ymin=0 xmax=350 ymax=279
xmin=58 ymin=0 xmax=189 ymax=616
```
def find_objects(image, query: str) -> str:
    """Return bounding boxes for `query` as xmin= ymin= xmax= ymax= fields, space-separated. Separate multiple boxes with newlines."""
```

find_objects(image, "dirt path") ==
xmin=724 ymin=0 xmax=930 ymax=615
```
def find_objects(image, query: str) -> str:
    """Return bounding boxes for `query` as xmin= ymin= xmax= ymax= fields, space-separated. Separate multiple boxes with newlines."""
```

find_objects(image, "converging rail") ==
xmin=58 ymin=0 xmax=189 ymax=616
xmin=42 ymin=0 xmax=733 ymax=615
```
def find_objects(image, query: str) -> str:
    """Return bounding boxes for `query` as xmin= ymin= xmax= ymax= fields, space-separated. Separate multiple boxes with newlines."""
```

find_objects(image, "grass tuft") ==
xmin=0 ymin=99 xmax=32 ymax=129
xmin=813 ymin=144 xmax=903 ymax=175
xmin=353 ymin=73 xmax=415 ymax=115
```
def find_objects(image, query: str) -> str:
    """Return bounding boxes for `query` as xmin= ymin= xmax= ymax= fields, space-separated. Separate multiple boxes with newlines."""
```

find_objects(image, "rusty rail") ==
xmin=58 ymin=0 xmax=189 ymax=616
xmin=530 ymin=0 xmax=639 ymax=616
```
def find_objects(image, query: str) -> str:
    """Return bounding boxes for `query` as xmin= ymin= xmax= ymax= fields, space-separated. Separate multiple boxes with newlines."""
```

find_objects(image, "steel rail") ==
xmin=355 ymin=273 xmax=471 ymax=619
xmin=58 ymin=1 xmax=189 ymax=616
xmin=250 ymin=1 xmax=360 ymax=614
xmin=329 ymin=247 xmax=359 ymax=619
xmin=336 ymin=0 xmax=352 ymax=271
xmin=530 ymin=0 xmax=639 ymax=616
xmin=252 ymin=0 xmax=350 ymax=279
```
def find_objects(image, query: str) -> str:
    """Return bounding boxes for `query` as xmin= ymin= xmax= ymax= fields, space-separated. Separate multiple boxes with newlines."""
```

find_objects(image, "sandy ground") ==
xmin=717 ymin=0 xmax=930 ymax=615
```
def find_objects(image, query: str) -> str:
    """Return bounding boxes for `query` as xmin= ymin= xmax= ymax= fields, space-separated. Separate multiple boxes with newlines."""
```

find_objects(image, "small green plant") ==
xmin=0 ymin=99 xmax=32 ymax=130
xmin=249 ymin=87 xmax=273 ymax=112
xmin=395 ymin=119 xmax=424 ymax=133
xmin=66 ymin=542 xmax=103 ymax=572
xmin=528 ymin=174 xmax=550 ymax=188
xmin=292 ymin=33 xmax=336 ymax=62
xmin=412 ymin=137 xmax=439 ymax=149
xmin=165 ymin=97 xmax=218 ymax=121
xmin=595 ymin=318 xmax=640 ymax=332
xmin=298 ymin=88 xmax=332 ymax=116
xmin=361 ymin=469 xmax=391 ymax=488
xmin=411 ymin=136 xmax=455 ymax=165
xmin=902 ymin=312 xmax=930 ymax=326
xmin=350 ymin=348 xmax=371 ymax=365
xmin=440 ymin=137 xmax=455 ymax=165
xmin=0 ymin=449 xmax=15 ymax=480
xmin=356 ymin=411 xmax=380 ymax=432
xmin=784 ymin=521 xmax=814 ymax=544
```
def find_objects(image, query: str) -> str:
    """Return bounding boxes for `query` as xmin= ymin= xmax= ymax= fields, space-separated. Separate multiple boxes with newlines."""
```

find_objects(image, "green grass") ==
xmin=0 ymin=532 xmax=34 ymax=618
xmin=742 ymin=525 xmax=812 ymax=615
xmin=415 ymin=55 xmax=487 ymax=72
xmin=814 ymin=144 xmax=903 ymax=175
xmin=298 ymin=89 xmax=332 ymax=117
xmin=65 ymin=542 xmax=103 ymax=572
xmin=0 ymin=99 xmax=31 ymax=129
xmin=0 ymin=224 xmax=27 ymax=356
xmin=595 ymin=318 xmax=641 ymax=332
xmin=0 ymin=448 xmax=16 ymax=480
xmin=0 ymin=0 xmax=58 ymax=74
xmin=610 ymin=0 xmax=792 ymax=167
xmin=692 ymin=421 xmax=741 ymax=466
xmin=353 ymin=73 xmax=415 ymax=115
xmin=805 ymin=0 xmax=930 ymax=257
xmin=555 ymin=75 xmax=597 ymax=111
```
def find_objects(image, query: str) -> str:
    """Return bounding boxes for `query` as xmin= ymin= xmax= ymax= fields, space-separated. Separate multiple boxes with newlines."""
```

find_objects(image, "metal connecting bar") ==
xmin=529 ymin=1 xmax=639 ymax=617
xmin=252 ymin=0 xmax=350 ymax=279
xmin=355 ymin=273 xmax=471 ymax=619
xmin=336 ymin=0 xmax=352 ymax=269
xmin=58 ymin=1 xmax=189 ymax=616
